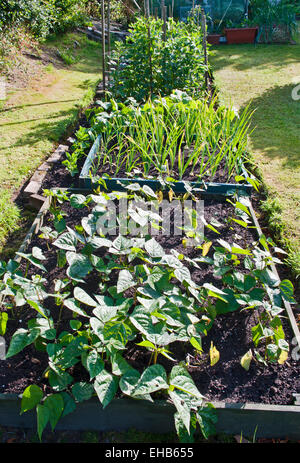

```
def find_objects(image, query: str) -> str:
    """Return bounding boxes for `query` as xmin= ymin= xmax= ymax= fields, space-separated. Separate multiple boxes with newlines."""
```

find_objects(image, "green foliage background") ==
xmin=0 ymin=0 xmax=92 ymax=39
xmin=109 ymin=16 xmax=206 ymax=102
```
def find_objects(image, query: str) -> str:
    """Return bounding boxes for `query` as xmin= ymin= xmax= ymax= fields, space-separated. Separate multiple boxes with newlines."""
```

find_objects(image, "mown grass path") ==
xmin=210 ymin=32 xmax=300 ymax=261
xmin=0 ymin=32 xmax=102 ymax=256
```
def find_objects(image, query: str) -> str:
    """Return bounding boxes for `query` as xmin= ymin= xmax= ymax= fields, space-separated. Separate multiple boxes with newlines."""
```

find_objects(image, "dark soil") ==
xmin=92 ymin=145 xmax=242 ymax=183
xmin=1 ymin=196 xmax=299 ymax=407
xmin=40 ymin=142 xmax=246 ymax=191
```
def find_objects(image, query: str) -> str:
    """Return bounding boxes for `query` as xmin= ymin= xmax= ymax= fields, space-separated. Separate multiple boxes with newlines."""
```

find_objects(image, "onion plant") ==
xmin=89 ymin=90 xmax=253 ymax=183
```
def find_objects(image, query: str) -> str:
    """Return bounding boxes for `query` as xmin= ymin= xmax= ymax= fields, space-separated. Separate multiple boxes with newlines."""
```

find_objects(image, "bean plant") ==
xmin=109 ymin=16 xmax=207 ymax=102
xmin=0 ymin=188 xmax=295 ymax=441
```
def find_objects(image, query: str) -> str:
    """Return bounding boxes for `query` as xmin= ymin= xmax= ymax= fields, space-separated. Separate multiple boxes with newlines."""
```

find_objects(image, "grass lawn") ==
xmin=0 ymin=32 xmax=102 ymax=257
xmin=210 ymin=29 xmax=300 ymax=277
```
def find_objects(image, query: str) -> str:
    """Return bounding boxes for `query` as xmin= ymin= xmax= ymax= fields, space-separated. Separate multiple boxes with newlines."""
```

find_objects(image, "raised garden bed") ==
xmin=0 ymin=188 xmax=299 ymax=439
xmin=73 ymin=91 xmax=257 ymax=197
xmin=79 ymin=135 xmax=254 ymax=196
xmin=3 ymin=10 xmax=298 ymax=442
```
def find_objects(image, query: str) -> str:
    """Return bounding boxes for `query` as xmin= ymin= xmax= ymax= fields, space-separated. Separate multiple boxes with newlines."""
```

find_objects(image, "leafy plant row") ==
xmin=62 ymin=14 xmax=257 ymax=191
xmin=0 ymin=187 xmax=296 ymax=441
xmin=109 ymin=16 xmax=207 ymax=102
xmin=64 ymin=90 xmax=257 ymax=189
xmin=0 ymin=0 xmax=94 ymax=39
xmin=61 ymin=14 xmax=210 ymax=181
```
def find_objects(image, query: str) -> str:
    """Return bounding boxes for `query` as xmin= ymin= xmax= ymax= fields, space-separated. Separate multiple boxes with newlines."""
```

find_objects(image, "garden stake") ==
xmin=145 ymin=0 xmax=150 ymax=18
xmin=161 ymin=0 xmax=165 ymax=20
xmin=101 ymin=0 xmax=106 ymax=92
xmin=163 ymin=5 xmax=167 ymax=42
xmin=147 ymin=17 xmax=153 ymax=99
xmin=107 ymin=0 xmax=111 ymax=86
xmin=201 ymin=8 xmax=208 ymax=90
xmin=145 ymin=0 xmax=148 ymax=16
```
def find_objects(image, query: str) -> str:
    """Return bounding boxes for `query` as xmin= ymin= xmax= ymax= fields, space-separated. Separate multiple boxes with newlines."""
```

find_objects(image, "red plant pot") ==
xmin=225 ymin=27 xmax=258 ymax=44
xmin=207 ymin=34 xmax=221 ymax=45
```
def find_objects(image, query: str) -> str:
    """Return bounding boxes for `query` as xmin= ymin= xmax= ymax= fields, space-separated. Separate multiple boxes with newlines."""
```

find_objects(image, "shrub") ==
xmin=0 ymin=25 xmax=36 ymax=74
xmin=0 ymin=0 xmax=91 ymax=40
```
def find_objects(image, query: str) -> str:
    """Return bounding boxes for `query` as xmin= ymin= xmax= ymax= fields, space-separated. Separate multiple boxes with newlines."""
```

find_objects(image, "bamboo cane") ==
xmin=201 ymin=8 xmax=208 ymax=91
xmin=107 ymin=0 xmax=111 ymax=86
xmin=162 ymin=4 xmax=167 ymax=41
xmin=101 ymin=0 xmax=106 ymax=92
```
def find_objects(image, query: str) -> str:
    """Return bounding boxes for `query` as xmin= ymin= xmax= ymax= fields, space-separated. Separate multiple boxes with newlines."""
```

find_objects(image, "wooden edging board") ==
xmin=0 ymin=395 xmax=300 ymax=439
xmin=1 ymin=192 xmax=300 ymax=439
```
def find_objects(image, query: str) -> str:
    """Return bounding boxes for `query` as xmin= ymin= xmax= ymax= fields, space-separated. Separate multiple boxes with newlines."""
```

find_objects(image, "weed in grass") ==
xmin=285 ymin=249 xmax=300 ymax=281
xmin=45 ymin=64 xmax=54 ymax=73
xmin=57 ymin=49 xmax=77 ymax=66
xmin=260 ymin=197 xmax=282 ymax=215
xmin=260 ymin=198 xmax=286 ymax=236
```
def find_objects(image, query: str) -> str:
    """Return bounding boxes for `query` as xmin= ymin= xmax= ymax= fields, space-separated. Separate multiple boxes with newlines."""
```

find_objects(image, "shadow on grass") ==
xmin=240 ymin=83 xmax=300 ymax=170
xmin=0 ymin=108 xmax=79 ymax=151
xmin=71 ymin=53 xmax=102 ymax=75
xmin=0 ymin=32 xmax=101 ymax=259
xmin=77 ymin=79 xmax=97 ymax=90
xmin=0 ymin=99 xmax=77 ymax=113
xmin=0 ymin=106 xmax=84 ymax=260
xmin=210 ymin=43 xmax=300 ymax=73
xmin=0 ymin=108 xmax=77 ymax=128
